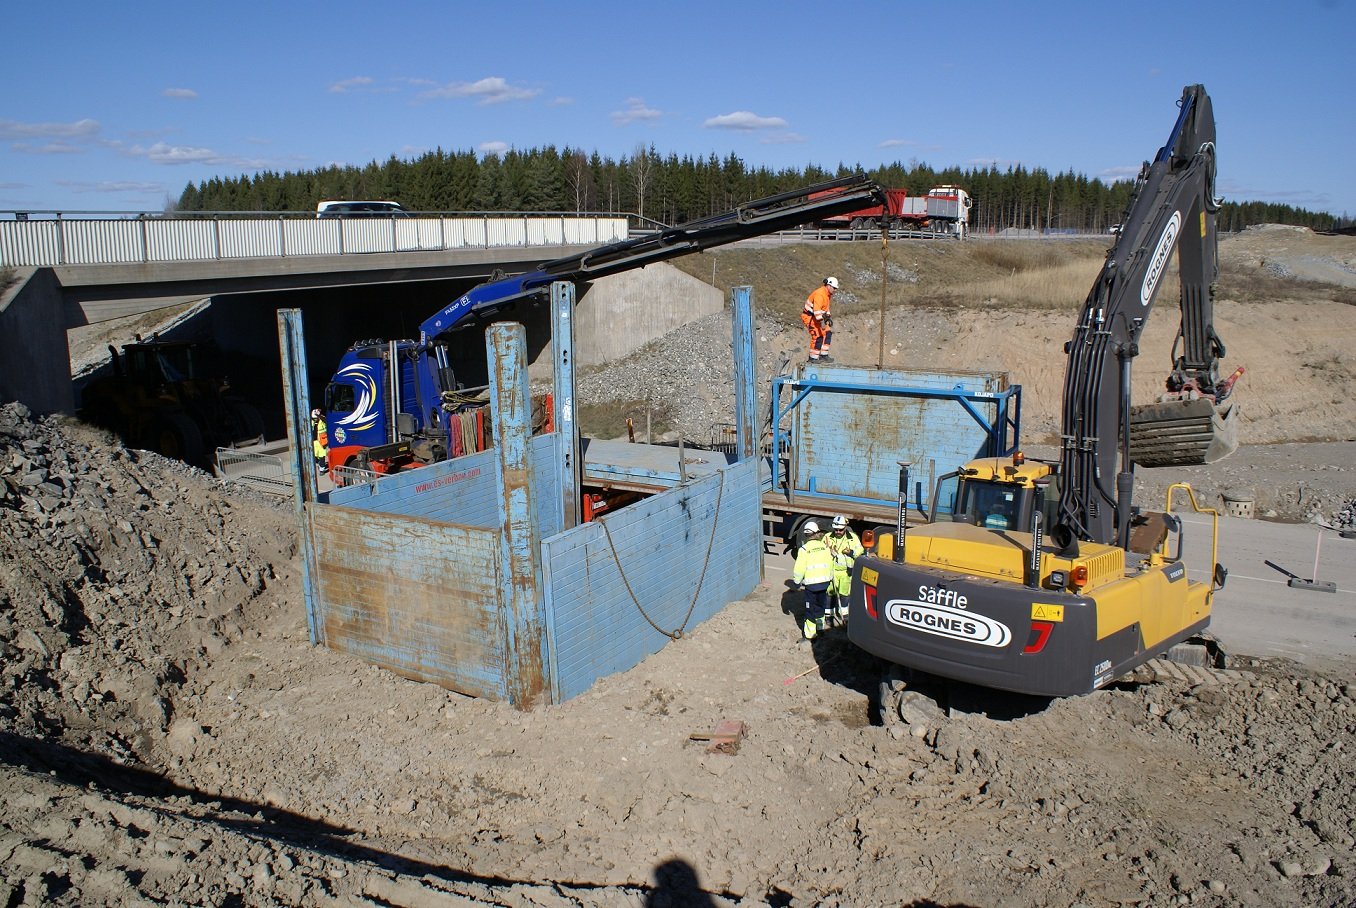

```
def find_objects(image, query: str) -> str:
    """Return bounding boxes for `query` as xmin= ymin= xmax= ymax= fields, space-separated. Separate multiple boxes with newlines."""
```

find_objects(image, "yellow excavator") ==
xmin=848 ymin=84 xmax=1239 ymax=698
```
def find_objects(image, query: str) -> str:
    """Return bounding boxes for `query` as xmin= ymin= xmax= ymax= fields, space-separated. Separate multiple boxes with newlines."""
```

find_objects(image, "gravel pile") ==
xmin=0 ymin=402 xmax=293 ymax=761
xmin=576 ymin=311 xmax=800 ymax=443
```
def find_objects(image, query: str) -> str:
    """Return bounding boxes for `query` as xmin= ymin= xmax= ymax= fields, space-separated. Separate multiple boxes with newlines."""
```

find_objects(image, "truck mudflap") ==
xmin=847 ymin=557 xmax=1152 ymax=697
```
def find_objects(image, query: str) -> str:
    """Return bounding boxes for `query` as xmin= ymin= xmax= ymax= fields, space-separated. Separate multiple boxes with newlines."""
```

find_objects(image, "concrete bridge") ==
xmin=0 ymin=213 xmax=721 ymax=422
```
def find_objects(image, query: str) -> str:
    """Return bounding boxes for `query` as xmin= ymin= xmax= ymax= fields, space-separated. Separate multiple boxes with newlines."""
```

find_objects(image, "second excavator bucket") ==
xmin=1129 ymin=397 xmax=1240 ymax=467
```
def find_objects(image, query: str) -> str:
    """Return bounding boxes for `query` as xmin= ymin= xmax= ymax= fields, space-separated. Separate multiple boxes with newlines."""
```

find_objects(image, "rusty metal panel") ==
xmin=790 ymin=365 xmax=1012 ymax=508
xmin=325 ymin=436 xmax=563 ymax=539
xmin=542 ymin=459 xmax=761 ymax=703
xmin=310 ymin=504 xmax=507 ymax=699
xmin=488 ymin=323 xmax=547 ymax=708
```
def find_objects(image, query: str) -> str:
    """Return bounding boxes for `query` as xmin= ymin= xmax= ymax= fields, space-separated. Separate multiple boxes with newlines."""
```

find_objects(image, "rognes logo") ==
xmin=1141 ymin=210 xmax=1181 ymax=307
xmin=885 ymin=595 xmax=1012 ymax=647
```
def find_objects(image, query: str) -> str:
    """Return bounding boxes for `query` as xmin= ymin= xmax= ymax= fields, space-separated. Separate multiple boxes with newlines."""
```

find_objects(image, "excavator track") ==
xmin=1129 ymin=397 xmax=1239 ymax=467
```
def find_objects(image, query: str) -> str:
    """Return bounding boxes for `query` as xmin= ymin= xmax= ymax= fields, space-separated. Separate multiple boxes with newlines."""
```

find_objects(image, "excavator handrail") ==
xmin=1162 ymin=481 xmax=1222 ymax=594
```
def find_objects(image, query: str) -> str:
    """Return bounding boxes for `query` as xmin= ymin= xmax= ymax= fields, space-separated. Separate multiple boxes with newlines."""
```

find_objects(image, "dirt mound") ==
xmin=2 ymin=405 xmax=1356 ymax=905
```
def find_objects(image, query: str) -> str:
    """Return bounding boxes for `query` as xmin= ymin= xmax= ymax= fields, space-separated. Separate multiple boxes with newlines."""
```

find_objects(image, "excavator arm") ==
xmin=418 ymin=174 xmax=888 ymax=340
xmin=1055 ymin=84 xmax=1236 ymax=550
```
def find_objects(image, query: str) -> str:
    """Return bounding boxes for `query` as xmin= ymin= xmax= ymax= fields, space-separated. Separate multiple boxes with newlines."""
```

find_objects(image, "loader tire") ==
xmin=222 ymin=399 xmax=265 ymax=445
xmin=150 ymin=413 xmax=206 ymax=466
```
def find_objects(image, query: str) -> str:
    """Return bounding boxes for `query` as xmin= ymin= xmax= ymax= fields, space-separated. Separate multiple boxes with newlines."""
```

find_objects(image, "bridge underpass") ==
xmin=1 ymin=241 xmax=723 ymax=451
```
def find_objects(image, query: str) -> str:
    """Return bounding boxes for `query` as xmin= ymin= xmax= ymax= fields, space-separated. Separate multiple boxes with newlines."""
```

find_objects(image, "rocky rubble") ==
xmin=0 ymin=402 xmax=293 ymax=760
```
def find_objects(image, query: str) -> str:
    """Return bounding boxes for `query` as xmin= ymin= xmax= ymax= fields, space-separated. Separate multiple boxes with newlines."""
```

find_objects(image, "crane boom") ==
xmin=419 ymin=174 xmax=888 ymax=340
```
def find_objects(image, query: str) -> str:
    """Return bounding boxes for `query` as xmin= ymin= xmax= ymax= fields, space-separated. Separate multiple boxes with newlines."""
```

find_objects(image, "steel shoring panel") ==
xmin=580 ymin=437 xmax=735 ymax=489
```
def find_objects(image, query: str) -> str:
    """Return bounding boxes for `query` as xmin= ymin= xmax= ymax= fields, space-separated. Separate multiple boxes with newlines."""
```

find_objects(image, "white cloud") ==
xmin=422 ymin=77 xmax=539 ymax=104
xmin=611 ymin=97 xmax=660 ymax=126
xmin=551 ymin=96 xmax=574 ymax=106
xmin=1098 ymin=166 xmax=1140 ymax=183
xmin=162 ymin=87 xmax=198 ymax=100
xmin=479 ymin=141 xmax=508 ymax=155
xmin=879 ymin=138 xmax=918 ymax=149
xmin=120 ymin=141 xmax=270 ymax=169
xmin=0 ymin=118 xmax=100 ymax=140
xmin=702 ymin=111 xmax=788 ymax=131
xmin=56 ymin=179 xmax=165 ymax=195
xmin=329 ymin=76 xmax=375 ymax=93
xmin=11 ymin=141 xmax=85 ymax=155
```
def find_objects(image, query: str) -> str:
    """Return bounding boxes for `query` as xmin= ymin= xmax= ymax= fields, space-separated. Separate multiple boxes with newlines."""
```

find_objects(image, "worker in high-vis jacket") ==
xmin=311 ymin=409 xmax=328 ymax=474
xmin=801 ymin=276 xmax=838 ymax=362
xmin=792 ymin=520 xmax=836 ymax=639
xmin=824 ymin=514 xmax=864 ymax=621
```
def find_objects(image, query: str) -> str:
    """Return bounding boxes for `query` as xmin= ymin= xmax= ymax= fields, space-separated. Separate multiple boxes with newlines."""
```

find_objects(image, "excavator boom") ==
xmin=1057 ymin=84 xmax=1237 ymax=547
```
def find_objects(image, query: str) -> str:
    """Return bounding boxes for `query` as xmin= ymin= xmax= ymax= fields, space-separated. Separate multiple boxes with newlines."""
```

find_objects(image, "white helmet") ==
xmin=825 ymin=276 xmax=839 ymax=290
xmin=832 ymin=515 xmax=848 ymax=530
xmin=802 ymin=520 xmax=820 ymax=535
xmin=311 ymin=408 xmax=321 ymax=419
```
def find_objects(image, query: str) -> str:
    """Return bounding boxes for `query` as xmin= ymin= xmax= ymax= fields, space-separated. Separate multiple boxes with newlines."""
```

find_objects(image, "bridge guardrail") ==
xmin=0 ymin=211 xmax=630 ymax=268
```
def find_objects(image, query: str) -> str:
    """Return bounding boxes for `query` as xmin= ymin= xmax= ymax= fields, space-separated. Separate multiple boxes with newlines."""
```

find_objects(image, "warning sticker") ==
xmin=861 ymin=567 xmax=879 ymax=587
xmin=1031 ymin=603 xmax=1065 ymax=622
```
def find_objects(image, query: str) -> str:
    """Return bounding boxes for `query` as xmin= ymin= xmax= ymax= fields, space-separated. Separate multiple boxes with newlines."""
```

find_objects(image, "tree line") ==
xmin=174 ymin=145 xmax=1348 ymax=233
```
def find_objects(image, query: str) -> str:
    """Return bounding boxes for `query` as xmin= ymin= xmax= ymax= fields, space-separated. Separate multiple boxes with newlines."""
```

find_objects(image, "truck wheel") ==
xmin=151 ymin=413 xmax=206 ymax=466
xmin=850 ymin=217 xmax=864 ymax=230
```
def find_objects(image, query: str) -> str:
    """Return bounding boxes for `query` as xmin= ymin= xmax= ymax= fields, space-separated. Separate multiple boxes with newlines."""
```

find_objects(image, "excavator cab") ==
xmin=928 ymin=454 xmax=1058 ymax=532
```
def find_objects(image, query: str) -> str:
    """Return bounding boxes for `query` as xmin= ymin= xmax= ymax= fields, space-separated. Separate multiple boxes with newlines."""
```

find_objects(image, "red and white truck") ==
xmin=811 ymin=185 xmax=972 ymax=238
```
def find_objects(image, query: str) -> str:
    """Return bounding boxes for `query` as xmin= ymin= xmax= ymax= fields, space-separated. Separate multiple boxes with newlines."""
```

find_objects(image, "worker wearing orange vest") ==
xmin=802 ymin=276 xmax=838 ymax=362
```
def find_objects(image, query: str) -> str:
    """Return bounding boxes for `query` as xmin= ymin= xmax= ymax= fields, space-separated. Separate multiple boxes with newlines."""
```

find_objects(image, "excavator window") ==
xmin=957 ymin=481 xmax=1028 ymax=530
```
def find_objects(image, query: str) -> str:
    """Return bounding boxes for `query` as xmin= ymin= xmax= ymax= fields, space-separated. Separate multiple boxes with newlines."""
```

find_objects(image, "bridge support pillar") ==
xmin=0 ymin=268 xmax=75 ymax=414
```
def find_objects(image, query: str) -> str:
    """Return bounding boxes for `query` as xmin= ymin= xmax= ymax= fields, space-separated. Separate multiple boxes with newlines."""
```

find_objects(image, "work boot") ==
xmin=802 ymin=618 xmax=818 ymax=640
xmin=817 ymin=616 xmax=831 ymax=633
xmin=819 ymin=354 xmax=834 ymax=363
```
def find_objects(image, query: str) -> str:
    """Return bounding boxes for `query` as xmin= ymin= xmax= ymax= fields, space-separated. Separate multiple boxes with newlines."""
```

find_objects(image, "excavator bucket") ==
xmin=1129 ymin=397 xmax=1239 ymax=467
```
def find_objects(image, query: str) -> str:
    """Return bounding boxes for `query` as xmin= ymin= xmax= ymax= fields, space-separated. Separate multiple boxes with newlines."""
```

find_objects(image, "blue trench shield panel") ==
xmin=542 ymin=459 xmax=762 ymax=703
xmin=789 ymin=365 xmax=1012 ymax=510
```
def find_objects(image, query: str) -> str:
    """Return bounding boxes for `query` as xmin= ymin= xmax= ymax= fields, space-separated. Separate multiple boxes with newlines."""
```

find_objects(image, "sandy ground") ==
xmin=3 ymin=226 xmax=1355 ymax=907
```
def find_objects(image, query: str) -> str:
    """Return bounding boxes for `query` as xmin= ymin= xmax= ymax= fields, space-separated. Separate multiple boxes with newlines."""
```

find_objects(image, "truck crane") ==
xmin=847 ymin=85 xmax=1238 ymax=700
xmin=322 ymin=175 xmax=889 ymax=476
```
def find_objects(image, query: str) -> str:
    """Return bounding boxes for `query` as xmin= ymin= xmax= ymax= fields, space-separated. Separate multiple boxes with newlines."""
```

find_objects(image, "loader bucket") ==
xmin=1129 ymin=397 xmax=1239 ymax=467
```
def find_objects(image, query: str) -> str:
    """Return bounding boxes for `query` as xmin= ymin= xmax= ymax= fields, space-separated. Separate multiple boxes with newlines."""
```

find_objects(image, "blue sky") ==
xmin=4 ymin=0 xmax=1353 ymax=217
